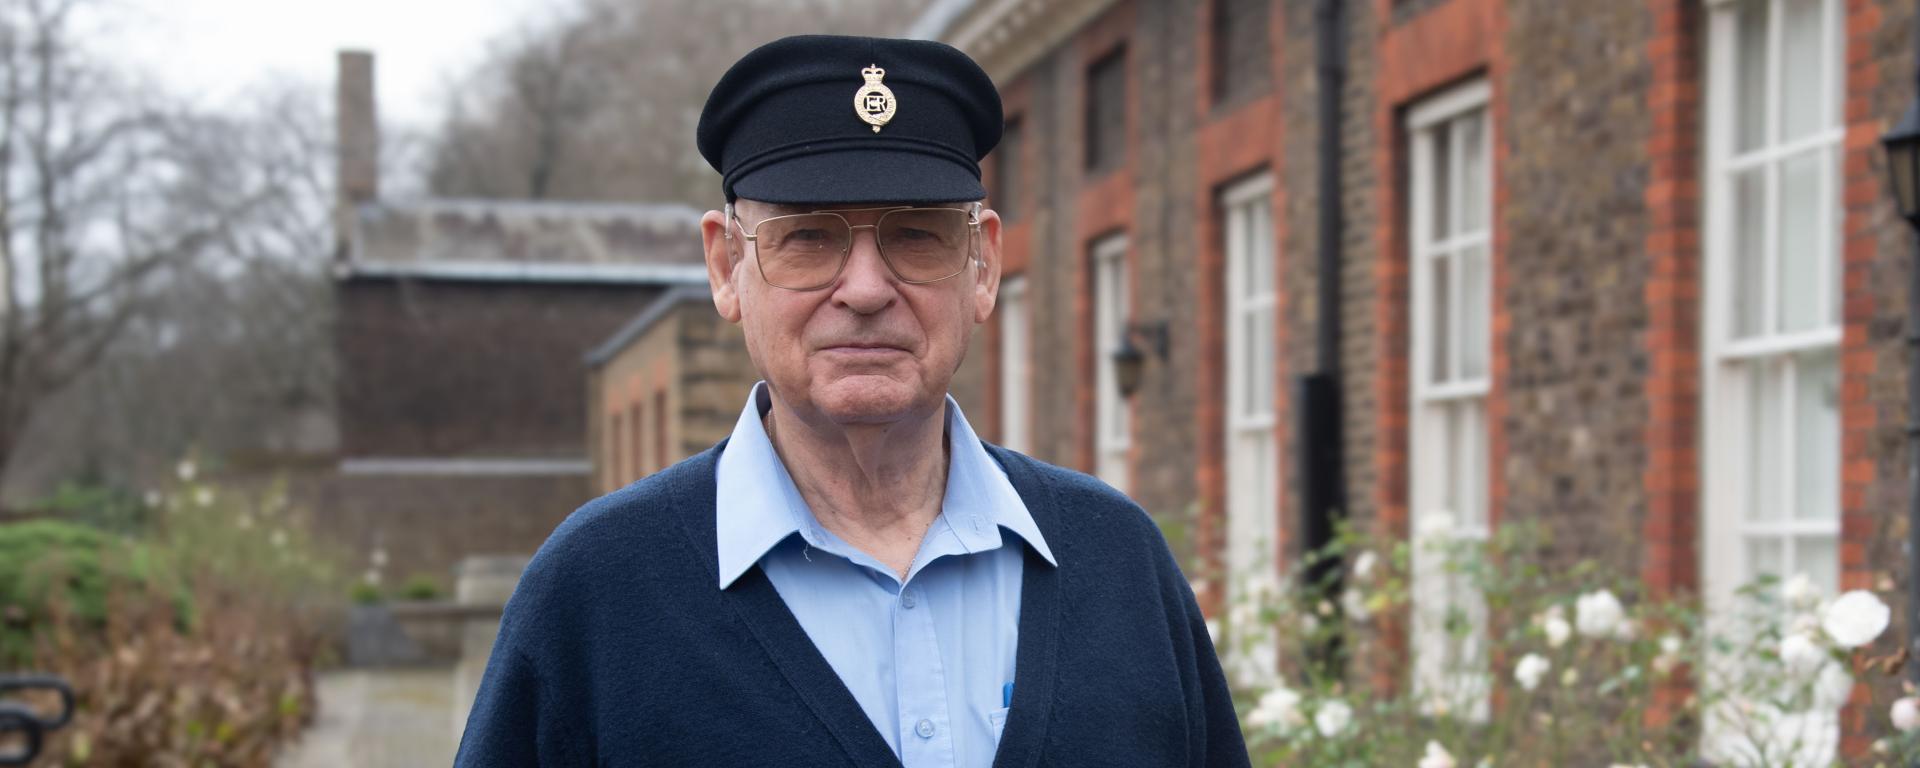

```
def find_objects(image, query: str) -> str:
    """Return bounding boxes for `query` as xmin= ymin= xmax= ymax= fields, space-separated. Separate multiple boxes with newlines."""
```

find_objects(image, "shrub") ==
xmin=1221 ymin=520 xmax=1912 ymax=766
xmin=398 ymin=574 xmax=442 ymax=602
xmin=0 ymin=520 xmax=186 ymax=667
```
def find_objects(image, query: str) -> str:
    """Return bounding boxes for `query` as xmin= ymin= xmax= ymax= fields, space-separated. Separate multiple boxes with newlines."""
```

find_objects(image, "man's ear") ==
xmin=972 ymin=207 xmax=1003 ymax=325
xmin=702 ymin=208 xmax=743 ymax=323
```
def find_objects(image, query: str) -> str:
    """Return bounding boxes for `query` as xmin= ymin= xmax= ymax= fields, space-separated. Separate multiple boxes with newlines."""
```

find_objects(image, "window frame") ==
xmin=1092 ymin=233 xmax=1131 ymax=493
xmin=1220 ymin=171 xmax=1280 ymax=687
xmin=1406 ymin=78 xmax=1494 ymax=718
xmin=999 ymin=275 xmax=1032 ymax=454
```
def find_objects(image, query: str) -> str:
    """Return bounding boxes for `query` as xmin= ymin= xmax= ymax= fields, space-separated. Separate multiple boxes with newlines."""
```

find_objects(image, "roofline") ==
xmin=584 ymin=284 xmax=715 ymax=367
xmin=336 ymin=260 xmax=711 ymax=286
xmin=905 ymin=0 xmax=976 ymax=39
xmin=367 ymin=198 xmax=704 ymax=224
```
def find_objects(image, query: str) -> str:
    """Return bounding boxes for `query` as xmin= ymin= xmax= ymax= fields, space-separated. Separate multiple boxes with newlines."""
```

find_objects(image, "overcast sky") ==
xmin=117 ymin=0 xmax=562 ymax=130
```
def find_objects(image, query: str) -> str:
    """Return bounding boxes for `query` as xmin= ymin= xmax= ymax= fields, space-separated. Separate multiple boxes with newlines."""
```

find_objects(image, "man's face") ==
xmin=701 ymin=199 xmax=1003 ymax=427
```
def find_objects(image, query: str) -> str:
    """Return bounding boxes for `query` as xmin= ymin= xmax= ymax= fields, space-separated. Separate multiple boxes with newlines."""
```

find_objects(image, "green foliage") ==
xmin=349 ymin=580 xmax=384 ymax=605
xmin=0 ymin=519 xmax=183 ymax=666
xmin=398 ymin=574 xmax=443 ymax=602
xmin=27 ymin=482 xmax=152 ymax=535
xmin=1218 ymin=517 xmax=1912 ymax=767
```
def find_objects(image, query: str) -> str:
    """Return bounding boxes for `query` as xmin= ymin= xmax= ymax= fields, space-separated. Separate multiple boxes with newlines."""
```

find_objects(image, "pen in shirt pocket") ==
xmin=1002 ymin=682 xmax=1014 ymax=708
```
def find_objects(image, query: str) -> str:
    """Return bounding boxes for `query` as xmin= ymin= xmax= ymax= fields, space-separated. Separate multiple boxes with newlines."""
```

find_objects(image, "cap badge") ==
xmin=853 ymin=65 xmax=896 ymax=133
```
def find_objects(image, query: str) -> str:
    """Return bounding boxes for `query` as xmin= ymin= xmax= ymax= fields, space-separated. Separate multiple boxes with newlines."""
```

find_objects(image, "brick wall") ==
xmin=337 ymin=278 xmax=663 ymax=458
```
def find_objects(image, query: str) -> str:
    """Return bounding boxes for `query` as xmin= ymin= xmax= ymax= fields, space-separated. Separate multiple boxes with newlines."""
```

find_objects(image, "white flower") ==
xmin=1536 ymin=605 xmax=1573 ymax=648
xmin=194 ymin=488 xmax=215 ymax=507
xmin=1781 ymin=573 xmax=1819 ymax=609
xmin=142 ymin=490 xmax=161 ymax=507
xmin=1822 ymin=590 xmax=1891 ymax=649
xmin=1417 ymin=511 xmax=1456 ymax=538
xmin=1352 ymin=550 xmax=1378 ymax=581
xmin=371 ymin=548 xmax=389 ymax=568
xmin=1205 ymin=619 xmax=1221 ymax=645
xmin=1654 ymin=634 xmax=1684 ymax=675
xmin=1418 ymin=741 xmax=1456 ymax=768
xmin=1811 ymin=660 xmax=1854 ymax=711
xmin=1778 ymin=633 xmax=1825 ymax=677
xmin=270 ymin=529 xmax=289 ymax=549
xmin=1514 ymin=653 xmax=1551 ymax=692
xmin=362 ymin=568 xmax=382 ymax=586
xmin=1560 ymin=668 xmax=1580 ymax=687
xmin=1245 ymin=686 xmax=1303 ymax=732
xmin=1575 ymin=590 xmax=1626 ymax=639
xmin=1316 ymin=600 xmax=1334 ymax=617
xmin=1341 ymin=588 xmax=1370 ymax=621
xmin=1892 ymin=697 xmax=1920 ymax=732
xmin=176 ymin=459 xmax=196 ymax=482
xmin=1313 ymin=700 xmax=1352 ymax=738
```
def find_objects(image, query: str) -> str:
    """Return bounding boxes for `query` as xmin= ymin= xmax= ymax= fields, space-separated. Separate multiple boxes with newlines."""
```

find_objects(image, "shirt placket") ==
xmin=893 ymin=574 xmax=955 ymax=768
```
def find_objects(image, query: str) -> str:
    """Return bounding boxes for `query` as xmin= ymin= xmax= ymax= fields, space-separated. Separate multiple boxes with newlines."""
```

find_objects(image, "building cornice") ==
xmin=918 ymin=0 xmax=1123 ymax=84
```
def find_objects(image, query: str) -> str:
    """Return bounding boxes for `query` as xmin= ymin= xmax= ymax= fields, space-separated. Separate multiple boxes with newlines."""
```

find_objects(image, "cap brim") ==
xmin=730 ymin=148 xmax=986 ymax=206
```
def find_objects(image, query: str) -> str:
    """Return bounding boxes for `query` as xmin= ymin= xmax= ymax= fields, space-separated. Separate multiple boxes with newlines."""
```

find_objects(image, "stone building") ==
xmin=326 ymin=52 xmax=707 ymax=584
xmin=584 ymin=285 xmax=758 ymax=493
xmin=913 ymin=0 xmax=1916 ymax=757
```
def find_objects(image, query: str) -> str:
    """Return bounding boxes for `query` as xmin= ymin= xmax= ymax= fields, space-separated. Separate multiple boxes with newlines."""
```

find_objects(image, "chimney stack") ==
xmin=335 ymin=50 xmax=379 ymax=264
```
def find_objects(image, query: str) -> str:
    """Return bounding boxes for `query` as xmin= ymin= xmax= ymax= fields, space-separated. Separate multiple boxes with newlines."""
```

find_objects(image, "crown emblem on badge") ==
xmin=853 ymin=64 xmax=896 ymax=133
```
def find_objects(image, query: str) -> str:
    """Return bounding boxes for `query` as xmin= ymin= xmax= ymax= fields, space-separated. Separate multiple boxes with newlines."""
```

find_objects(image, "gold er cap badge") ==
xmin=853 ymin=65 xmax=896 ymax=133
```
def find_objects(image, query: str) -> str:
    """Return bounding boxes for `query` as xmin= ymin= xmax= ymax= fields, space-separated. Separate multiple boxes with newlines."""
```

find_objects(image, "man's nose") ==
xmin=829 ymin=228 xmax=898 ymax=314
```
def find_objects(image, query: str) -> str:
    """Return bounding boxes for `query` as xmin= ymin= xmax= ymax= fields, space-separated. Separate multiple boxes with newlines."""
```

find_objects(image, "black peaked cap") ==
xmin=697 ymin=35 xmax=1003 ymax=205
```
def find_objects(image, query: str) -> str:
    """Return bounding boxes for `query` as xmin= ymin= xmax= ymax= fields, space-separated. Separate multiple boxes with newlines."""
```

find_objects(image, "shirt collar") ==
xmin=714 ymin=382 xmax=1055 ymax=589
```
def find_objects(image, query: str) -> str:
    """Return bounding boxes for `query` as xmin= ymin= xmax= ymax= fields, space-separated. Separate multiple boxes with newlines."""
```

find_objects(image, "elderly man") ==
xmin=456 ymin=35 xmax=1248 ymax=767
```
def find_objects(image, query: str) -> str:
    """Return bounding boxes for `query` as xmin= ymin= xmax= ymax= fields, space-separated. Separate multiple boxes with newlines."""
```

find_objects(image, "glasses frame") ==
xmin=726 ymin=202 xmax=983 ymax=291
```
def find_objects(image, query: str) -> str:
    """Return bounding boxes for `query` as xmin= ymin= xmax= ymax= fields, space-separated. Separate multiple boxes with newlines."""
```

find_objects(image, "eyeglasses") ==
xmin=727 ymin=203 xmax=981 ymax=291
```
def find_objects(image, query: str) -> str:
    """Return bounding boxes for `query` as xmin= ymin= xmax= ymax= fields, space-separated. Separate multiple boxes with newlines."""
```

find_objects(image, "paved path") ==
xmin=276 ymin=667 xmax=458 ymax=768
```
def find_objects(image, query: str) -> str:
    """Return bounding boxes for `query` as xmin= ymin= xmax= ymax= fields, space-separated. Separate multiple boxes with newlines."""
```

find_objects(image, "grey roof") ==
xmin=343 ymin=198 xmax=706 ymax=282
xmin=336 ymin=259 xmax=709 ymax=285
xmin=584 ymin=284 xmax=715 ymax=367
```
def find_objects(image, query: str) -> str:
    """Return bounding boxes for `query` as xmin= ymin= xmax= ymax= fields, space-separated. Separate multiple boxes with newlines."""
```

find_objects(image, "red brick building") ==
xmin=325 ymin=52 xmax=708 ymax=584
xmin=914 ymin=0 xmax=1915 ymax=756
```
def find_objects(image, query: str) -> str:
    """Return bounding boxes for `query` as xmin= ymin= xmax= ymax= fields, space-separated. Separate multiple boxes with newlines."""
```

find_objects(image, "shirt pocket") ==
xmin=988 ymin=706 xmax=1009 ymax=743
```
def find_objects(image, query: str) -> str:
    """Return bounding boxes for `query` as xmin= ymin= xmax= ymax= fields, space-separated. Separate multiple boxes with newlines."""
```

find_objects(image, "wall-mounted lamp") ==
xmin=1112 ymin=320 xmax=1169 ymax=399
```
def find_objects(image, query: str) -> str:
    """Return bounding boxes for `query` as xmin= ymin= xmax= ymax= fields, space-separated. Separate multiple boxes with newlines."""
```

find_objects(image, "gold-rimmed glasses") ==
xmin=726 ymin=203 xmax=981 ymax=291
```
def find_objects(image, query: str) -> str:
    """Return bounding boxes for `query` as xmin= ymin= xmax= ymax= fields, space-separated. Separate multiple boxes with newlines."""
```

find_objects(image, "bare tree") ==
xmin=426 ymin=0 xmax=936 ymax=206
xmin=0 ymin=0 xmax=293 ymax=491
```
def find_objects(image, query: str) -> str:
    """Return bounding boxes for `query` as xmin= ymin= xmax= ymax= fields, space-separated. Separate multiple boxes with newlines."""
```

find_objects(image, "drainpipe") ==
xmin=1298 ymin=0 xmax=1348 ymax=667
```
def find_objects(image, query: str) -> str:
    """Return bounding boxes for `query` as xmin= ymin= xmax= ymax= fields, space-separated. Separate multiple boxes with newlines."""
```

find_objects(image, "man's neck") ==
xmin=763 ymin=396 xmax=949 ymax=581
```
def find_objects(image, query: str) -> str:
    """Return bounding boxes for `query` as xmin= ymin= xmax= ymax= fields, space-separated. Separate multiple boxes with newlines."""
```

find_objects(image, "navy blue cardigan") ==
xmin=454 ymin=441 xmax=1250 ymax=767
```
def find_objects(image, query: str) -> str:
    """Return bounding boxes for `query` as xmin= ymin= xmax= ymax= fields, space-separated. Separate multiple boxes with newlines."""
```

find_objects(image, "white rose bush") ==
xmin=1221 ymin=520 xmax=1913 ymax=766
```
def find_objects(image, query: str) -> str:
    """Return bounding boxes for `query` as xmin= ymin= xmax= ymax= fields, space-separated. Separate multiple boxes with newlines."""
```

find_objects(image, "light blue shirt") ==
xmin=715 ymin=382 xmax=1056 ymax=768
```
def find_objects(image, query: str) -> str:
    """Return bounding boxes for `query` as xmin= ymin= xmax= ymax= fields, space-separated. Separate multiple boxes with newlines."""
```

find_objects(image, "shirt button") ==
xmin=915 ymin=719 xmax=935 ymax=738
xmin=901 ymin=591 xmax=917 ymax=609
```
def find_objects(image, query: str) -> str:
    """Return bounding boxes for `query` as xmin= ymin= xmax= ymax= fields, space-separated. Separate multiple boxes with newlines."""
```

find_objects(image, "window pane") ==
xmin=1747 ymin=536 xmax=1785 ymax=581
xmin=1254 ymin=307 xmax=1274 ymax=418
xmin=1735 ymin=0 xmax=1770 ymax=153
xmin=1457 ymin=398 xmax=1487 ymax=531
xmin=1460 ymin=245 xmax=1489 ymax=379
xmin=1796 ymin=535 xmax=1839 ymax=598
xmin=1251 ymin=201 xmax=1274 ymax=294
xmin=1747 ymin=360 xmax=1784 ymax=522
xmin=1732 ymin=168 xmax=1768 ymax=339
xmin=1459 ymin=111 xmax=1489 ymax=233
xmin=1431 ymin=255 xmax=1452 ymax=383
xmin=1000 ymin=280 xmax=1029 ymax=453
xmin=1780 ymin=0 xmax=1828 ymax=142
xmin=1793 ymin=352 xmax=1839 ymax=521
xmin=1431 ymin=124 xmax=1453 ymax=241
xmin=1778 ymin=151 xmax=1825 ymax=333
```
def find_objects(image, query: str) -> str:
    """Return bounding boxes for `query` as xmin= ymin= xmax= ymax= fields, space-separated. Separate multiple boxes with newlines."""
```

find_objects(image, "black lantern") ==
xmin=1883 ymin=100 xmax=1920 ymax=225
xmin=1111 ymin=321 xmax=1168 ymax=399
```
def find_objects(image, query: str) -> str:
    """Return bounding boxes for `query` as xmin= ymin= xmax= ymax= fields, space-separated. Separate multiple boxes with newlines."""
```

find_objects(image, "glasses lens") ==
xmin=755 ymin=213 xmax=851 ymax=288
xmin=878 ymin=208 xmax=970 ymax=282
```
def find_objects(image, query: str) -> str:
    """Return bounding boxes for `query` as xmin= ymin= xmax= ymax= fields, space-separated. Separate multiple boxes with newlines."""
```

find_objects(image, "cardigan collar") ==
xmin=674 ymin=439 xmax=1063 ymax=768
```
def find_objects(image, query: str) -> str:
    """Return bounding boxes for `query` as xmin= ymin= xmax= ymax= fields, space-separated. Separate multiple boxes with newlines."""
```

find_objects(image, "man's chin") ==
xmin=808 ymin=375 xmax=936 ymax=424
